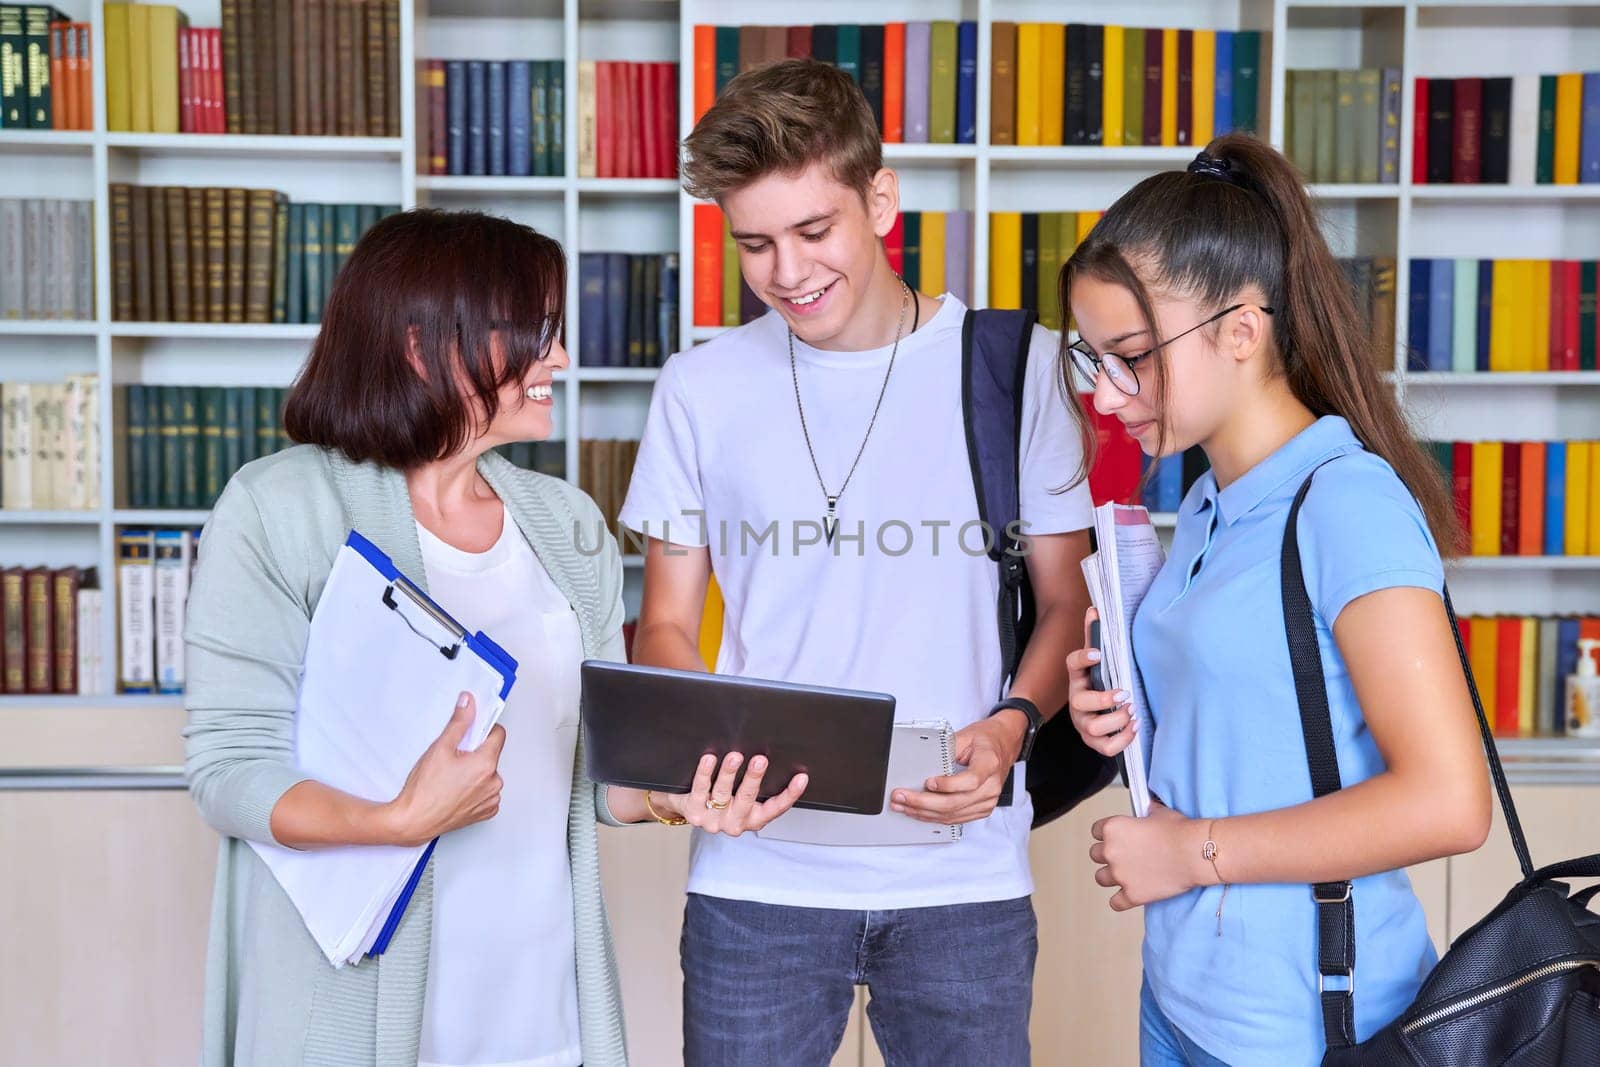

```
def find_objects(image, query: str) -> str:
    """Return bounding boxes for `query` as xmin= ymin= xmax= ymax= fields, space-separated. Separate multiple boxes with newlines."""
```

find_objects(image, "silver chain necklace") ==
xmin=789 ymin=279 xmax=911 ymax=547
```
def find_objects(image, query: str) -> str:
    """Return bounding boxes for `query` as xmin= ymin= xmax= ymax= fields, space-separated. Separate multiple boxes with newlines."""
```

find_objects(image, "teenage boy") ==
xmin=615 ymin=59 xmax=1094 ymax=1065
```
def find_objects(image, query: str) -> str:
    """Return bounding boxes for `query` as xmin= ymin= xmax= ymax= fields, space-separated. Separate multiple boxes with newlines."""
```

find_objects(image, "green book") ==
xmin=836 ymin=24 xmax=860 ymax=84
xmin=357 ymin=203 xmax=379 ymax=236
xmin=1356 ymin=68 xmax=1381 ymax=184
xmin=1452 ymin=259 xmax=1477 ymax=373
xmin=1429 ymin=440 xmax=1453 ymax=484
xmin=179 ymin=385 xmax=200 ymax=509
xmin=1582 ymin=261 xmax=1598 ymax=371
xmin=222 ymin=387 xmax=243 ymax=485
xmin=1123 ymin=28 xmax=1144 ymax=147
xmin=334 ymin=204 xmax=360 ymax=282
xmin=285 ymin=203 xmax=304 ymax=324
xmin=721 ymin=219 xmax=739 ymax=327
xmin=270 ymin=194 xmax=289 ymax=324
xmin=1538 ymin=75 xmax=1557 ymax=184
xmin=1233 ymin=31 xmax=1261 ymax=135
xmin=714 ymin=26 xmax=738 ymax=96
xmin=0 ymin=6 xmax=25 ymax=128
xmin=1289 ymin=70 xmax=1315 ymax=177
xmin=1334 ymin=70 xmax=1357 ymax=184
xmin=319 ymin=206 xmax=337 ymax=310
xmin=303 ymin=203 xmax=324 ymax=324
xmin=547 ymin=61 xmax=564 ymax=177
xmin=199 ymin=386 xmax=224 ymax=506
xmin=929 ymin=21 xmax=957 ymax=144
xmin=237 ymin=385 xmax=257 ymax=465
xmin=124 ymin=385 xmax=148 ymax=509
xmin=158 ymin=385 xmax=180 ymax=510
xmin=531 ymin=61 xmax=550 ymax=177
xmin=902 ymin=211 xmax=921 ymax=293
xmin=22 ymin=5 xmax=61 ymax=128
xmin=255 ymin=387 xmax=277 ymax=458
xmin=1313 ymin=70 xmax=1336 ymax=184
xmin=1036 ymin=212 xmax=1061 ymax=331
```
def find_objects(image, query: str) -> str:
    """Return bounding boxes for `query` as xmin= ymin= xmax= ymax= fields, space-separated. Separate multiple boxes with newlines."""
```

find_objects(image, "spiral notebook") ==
xmin=758 ymin=721 xmax=963 ymax=845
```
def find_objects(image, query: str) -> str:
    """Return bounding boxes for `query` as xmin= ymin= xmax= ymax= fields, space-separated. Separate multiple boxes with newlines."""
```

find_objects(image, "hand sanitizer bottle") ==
xmin=1566 ymin=639 xmax=1600 ymax=738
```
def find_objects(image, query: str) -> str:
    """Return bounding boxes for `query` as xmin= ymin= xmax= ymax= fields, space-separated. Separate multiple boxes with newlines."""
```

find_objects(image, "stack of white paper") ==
xmin=249 ymin=536 xmax=512 ymax=966
xmin=1080 ymin=503 xmax=1166 ymax=817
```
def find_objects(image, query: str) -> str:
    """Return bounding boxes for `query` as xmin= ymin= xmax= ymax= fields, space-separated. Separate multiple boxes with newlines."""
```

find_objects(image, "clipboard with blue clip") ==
xmin=249 ymin=530 xmax=518 ymax=968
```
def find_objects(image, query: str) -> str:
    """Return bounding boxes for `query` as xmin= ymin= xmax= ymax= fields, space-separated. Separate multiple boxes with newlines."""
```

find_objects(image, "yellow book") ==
xmin=920 ymin=211 xmax=946 ymax=297
xmin=1528 ymin=259 xmax=1551 ymax=371
xmin=697 ymin=576 xmax=724 ymax=672
xmin=1016 ymin=24 xmax=1042 ymax=146
xmin=1040 ymin=23 xmax=1065 ymax=146
xmin=1590 ymin=440 xmax=1600 ymax=556
xmin=1555 ymin=73 xmax=1583 ymax=185
xmin=103 ymin=3 xmax=131 ymax=132
xmin=127 ymin=1 xmax=152 ymax=133
xmin=1192 ymin=31 xmax=1216 ymax=147
xmin=1518 ymin=617 xmax=1537 ymax=736
xmin=1470 ymin=441 xmax=1503 ymax=556
xmin=1161 ymin=29 xmax=1178 ymax=146
xmin=1036 ymin=212 xmax=1062 ymax=330
xmin=147 ymin=5 xmax=187 ymax=135
xmin=1102 ymin=26 xmax=1124 ymax=147
xmin=1567 ymin=441 xmax=1591 ymax=555
xmin=1057 ymin=213 xmax=1079 ymax=327
xmin=990 ymin=213 xmax=1023 ymax=309
xmin=1468 ymin=616 xmax=1498 ymax=722
xmin=721 ymin=220 xmax=740 ymax=328
xmin=1076 ymin=211 xmax=1100 ymax=245
xmin=1488 ymin=259 xmax=1517 ymax=371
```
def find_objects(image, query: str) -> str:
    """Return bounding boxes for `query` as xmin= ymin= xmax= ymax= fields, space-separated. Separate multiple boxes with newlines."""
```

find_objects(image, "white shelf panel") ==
xmin=576 ymin=178 xmax=680 ymax=197
xmin=1400 ymin=372 xmax=1600 ymax=386
xmin=1449 ymin=556 xmax=1600 ymax=570
xmin=417 ymin=175 xmax=567 ymax=196
xmin=1309 ymin=183 xmax=1402 ymax=200
xmin=987 ymin=146 xmax=1195 ymax=168
xmin=0 ymin=320 xmax=98 ymax=336
xmin=1410 ymin=185 xmax=1600 ymax=204
xmin=0 ymin=511 xmax=100 ymax=525
xmin=1495 ymin=737 xmax=1600 ymax=787
xmin=110 ymin=323 xmax=320 ymax=341
xmin=884 ymin=143 xmax=979 ymax=163
xmin=576 ymin=367 xmax=661 ymax=382
xmin=113 ymin=510 xmax=212 ymax=526
xmin=0 ymin=130 xmax=95 ymax=152
xmin=105 ymin=133 xmax=405 ymax=159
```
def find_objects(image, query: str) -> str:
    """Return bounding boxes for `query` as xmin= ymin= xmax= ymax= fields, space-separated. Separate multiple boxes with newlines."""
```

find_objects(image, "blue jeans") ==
xmin=1140 ymin=978 xmax=1232 ymax=1067
xmin=681 ymin=893 xmax=1037 ymax=1067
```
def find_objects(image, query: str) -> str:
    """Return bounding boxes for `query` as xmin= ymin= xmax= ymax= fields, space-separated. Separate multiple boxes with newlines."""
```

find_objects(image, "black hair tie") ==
xmin=1187 ymin=150 xmax=1236 ymax=183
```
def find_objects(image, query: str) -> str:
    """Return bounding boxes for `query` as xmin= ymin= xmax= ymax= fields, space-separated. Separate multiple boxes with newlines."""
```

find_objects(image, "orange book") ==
xmin=1495 ymin=616 xmax=1521 ymax=735
xmin=76 ymin=23 xmax=93 ymax=131
xmin=1519 ymin=442 xmax=1545 ymax=555
xmin=693 ymin=25 xmax=715 ymax=123
xmin=692 ymin=204 xmax=722 ymax=326
xmin=883 ymin=23 xmax=905 ymax=142
xmin=49 ymin=22 xmax=67 ymax=129
xmin=1467 ymin=616 xmax=1498 ymax=728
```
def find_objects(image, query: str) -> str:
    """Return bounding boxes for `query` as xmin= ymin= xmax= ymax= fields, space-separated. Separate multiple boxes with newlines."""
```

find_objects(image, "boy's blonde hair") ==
xmin=681 ymin=59 xmax=883 ymax=202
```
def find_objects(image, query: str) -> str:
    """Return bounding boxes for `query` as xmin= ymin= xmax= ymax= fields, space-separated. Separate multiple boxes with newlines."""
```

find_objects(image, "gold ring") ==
xmin=706 ymin=795 xmax=731 ymax=811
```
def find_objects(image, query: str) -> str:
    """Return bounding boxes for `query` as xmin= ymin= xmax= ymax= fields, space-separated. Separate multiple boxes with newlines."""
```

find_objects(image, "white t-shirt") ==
xmin=416 ymin=509 xmax=583 ymax=1067
xmin=617 ymin=294 xmax=1093 ymax=910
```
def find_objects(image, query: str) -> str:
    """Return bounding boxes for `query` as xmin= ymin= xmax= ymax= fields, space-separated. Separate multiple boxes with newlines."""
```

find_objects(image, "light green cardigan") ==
xmin=183 ymin=444 xmax=632 ymax=1067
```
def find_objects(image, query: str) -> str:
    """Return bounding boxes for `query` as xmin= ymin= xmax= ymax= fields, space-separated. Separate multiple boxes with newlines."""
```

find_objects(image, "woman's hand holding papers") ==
xmin=1066 ymin=608 xmax=1138 ymax=758
xmin=385 ymin=692 xmax=508 ymax=847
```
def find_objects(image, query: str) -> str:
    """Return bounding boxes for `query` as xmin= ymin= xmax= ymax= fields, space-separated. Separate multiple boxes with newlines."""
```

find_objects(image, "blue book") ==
xmin=1159 ymin=455 xmax=1183 ymax=513
xmin=445 ymin=60 xmax=467 ymax=176
xmin=578 ymin=253 xmax=607 ymax=366
xmin=657 ymin=252 xmax=678 ymax=363
xmin=956 ymin=21 xmax=978 ymax=144
xmin=285 ymin=202 xmax=304 ymax=325
xmin=1476 ymin=259 xmax=1493 ymax=372
xmin=466 ymin=61 xmax=488 ymax=176
xmin=547 ymin=61 xmax=565 ymax=177
xmin=1557 ymin=618 xmax=1582 ymax=729
xmin=487 ymin=61 xmax=507 ymax=176
xmin=602 ymin=253 xmax=630 ymax=367
xmin=836 ymin=24 xmax=861 ymax=84
xmin=507 ymin=61 xmax=533 ymax=178
xmin=1583 ymin=74 xmax=1600 ymax=183
xmin=1545 ymin=442 xmax=1567 ymax=555
xmin=1408 ymin=259 xmax=1431 ymax=371
xmin=1428 ymin=257 xmax=1454 ymax=371
xmin=529 ymin=61 xmax=549 ymax=177
xmin=1214 ymin=32 xmax=1234 ymax=137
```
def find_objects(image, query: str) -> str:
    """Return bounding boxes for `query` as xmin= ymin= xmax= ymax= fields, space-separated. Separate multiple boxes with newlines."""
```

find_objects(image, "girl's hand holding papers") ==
xmin=1065 ymin=608 xmax=1138 ymax=758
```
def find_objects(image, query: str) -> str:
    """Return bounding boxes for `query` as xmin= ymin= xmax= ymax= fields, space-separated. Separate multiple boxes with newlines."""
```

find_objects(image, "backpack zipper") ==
xmin=1400 ymin=959 xmax=1600 ymax=1035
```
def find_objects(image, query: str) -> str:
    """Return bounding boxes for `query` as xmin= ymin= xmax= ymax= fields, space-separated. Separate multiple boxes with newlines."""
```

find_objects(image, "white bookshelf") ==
xmin=0 ymin=0 xmax=1596 ymax=755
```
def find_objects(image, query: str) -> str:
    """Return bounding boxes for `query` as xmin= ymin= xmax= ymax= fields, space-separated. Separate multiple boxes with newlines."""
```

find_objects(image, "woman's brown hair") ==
xmin=1060 ymin=133 xmax=1460 ymax=555
xmin=283 ymin=208 xmax=564 ymax=468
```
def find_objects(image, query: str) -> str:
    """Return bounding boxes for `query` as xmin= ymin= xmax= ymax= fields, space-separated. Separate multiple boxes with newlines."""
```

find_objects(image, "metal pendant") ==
xmin=824 ymin=496 xmax=839 ymax=546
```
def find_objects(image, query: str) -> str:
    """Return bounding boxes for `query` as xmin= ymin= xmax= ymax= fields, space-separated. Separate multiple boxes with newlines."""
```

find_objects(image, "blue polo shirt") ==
xmin=1134 ymin=415 xmax=1443 ymax=1066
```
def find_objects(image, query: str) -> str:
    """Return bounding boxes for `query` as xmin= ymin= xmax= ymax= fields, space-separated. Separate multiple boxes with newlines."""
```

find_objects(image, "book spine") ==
xmin=22 ymin=4 xmax=51 ymax=128
xmin=905 ymin=22 xmax=930 ymax=144
xmin=148 ymin=184 xmax=170 ymax=321
xmin=130 ymin=185 xmax=152 ymax=320
xmin=509 ymin=60 xmax=532 ymax=178
xmin=1537 ymin=75 xmax=1556 ymax=184
xmin=1176 ymin=29 xmax=1193 ymax=147
xmin=486 ymin=60 xmax=506 ymax=176
xmin=204 ymin=187 xmax=226 ymax=323
xmin=988 ymin=21 xmax=1014 ymax=146
xmin=859 ymin=22 xmax=884 ymax=136
xmin=547 ymin=60 xmax=564 ymax=177
xmin=466 ymin=59 xmax=486 ymax=176
xmin=224 ymin=188 xmax=246 ymax=322
xmin=1453 ymin=77 xmax=1483 ymax=184
xmin=1481 ymin=77 xmax=1512 ymax=184
xmin=1501 ymin=440 xmax=1521 ymax=555
xmin=117 ymin=530 xmax=154 ymax=693
xmin=199 ymin=386 xmax=223 ymax=505
xmin=0 ymin=568 xmax=21 ymax=692
xmin=1355 ymin=68 xmax=1381 ymax=184
xmin=123 ymin=384 xmax=146 ymax=508
xmin=578 ymin=252 xmax=605 ymax=365
xmin=24 ymin=566 xmax=50 ymax=692
xmin=364 ymin=0 xmax=384 ymax=136
xmin=1583 ymin=73 xmax=1600 ymax=183
xmin=244 ymin=189 xmax=274 ymax=324
xmin=1380 ymin=68 xmax=1402 ymax=184
xmin=177 ymin=385 xmax=199 ymax=508
xmin=165 ymin=186 xmax=190 ymax=323
xmin=51 ymin=566 xmax=76 ymax=693
xmin=1141 ymin=28 xmax=1160 ymax=146
xmin=75 ymin=584 xmax=97 ymax=694
xmin=153 ymin=529 xmax=190 ymax=693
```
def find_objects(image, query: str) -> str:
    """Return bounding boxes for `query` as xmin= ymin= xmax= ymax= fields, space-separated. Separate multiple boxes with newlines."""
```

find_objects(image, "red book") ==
xmin=883 ymin=23 xmax=905 ymax=142
xmin=658 ymin=62 xmax=678 ymax=178
xmin=1452 ymin=77 xmax=1483 ymax=183
xmin=1457 ymin=614 xmax=1470 ymax=657
xmin=178 ymin=27 xmax=196 ymax=133
xmin=787 ymin=25 xmax=811 ymax=59
xmin=1142 ymin=28 xmax=1162 ymax=146
xmin=595 ymin=62 xmax=615 ymax=178
xmin=693 ymin=25 xmax=715 ymax=123
xmin=1561 ymin=259 xmax=1582 ymax=370
xmin=77 ymin=24 xmax=94 ymax=131
xmin=639 ymin=61 xmax=659 ymax=180
xmin=1452 ymin=440 xmax=1473 ymax=539
xmin=1413 ymin=77 xmax=1429 ymax=183
xmin=1495 ymin=616 xmax=1521 ymax=735
xmin=885 ymin=213 xmax=904 ymax=275
xmin=1500 ymin=440 xmax=1521 ymax=556
xmin=49 ymin=23 xmax=66 ymax=129
xmin=692 ymin=204 xmax=722 ymax=326
xmin=202 ymin=28 xmax=220 ymax=133
xmin=1085 ymin=400 xmax=1142 ymax=505
xmin=1519 ymin=441 xmax=1545 ymax=556
xmin=624 ymin=63 xmax=642 ymax=178
xmin=1176 ymin=29 xmax=1193 ymax=146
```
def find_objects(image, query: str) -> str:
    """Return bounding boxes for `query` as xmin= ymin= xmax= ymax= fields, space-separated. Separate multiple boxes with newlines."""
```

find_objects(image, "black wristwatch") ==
xmin=989 ymin=696 xmax=1043 ymax=763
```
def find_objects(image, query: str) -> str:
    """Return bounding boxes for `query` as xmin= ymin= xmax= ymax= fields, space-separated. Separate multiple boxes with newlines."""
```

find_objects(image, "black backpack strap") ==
xmin=1284 ymin=462 xmax=1537 ymax=1055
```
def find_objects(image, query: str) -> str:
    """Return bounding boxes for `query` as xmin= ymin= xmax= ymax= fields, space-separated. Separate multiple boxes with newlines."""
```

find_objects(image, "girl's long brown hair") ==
xmin=1059 ymin=133 xmax=1460 ymax=556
